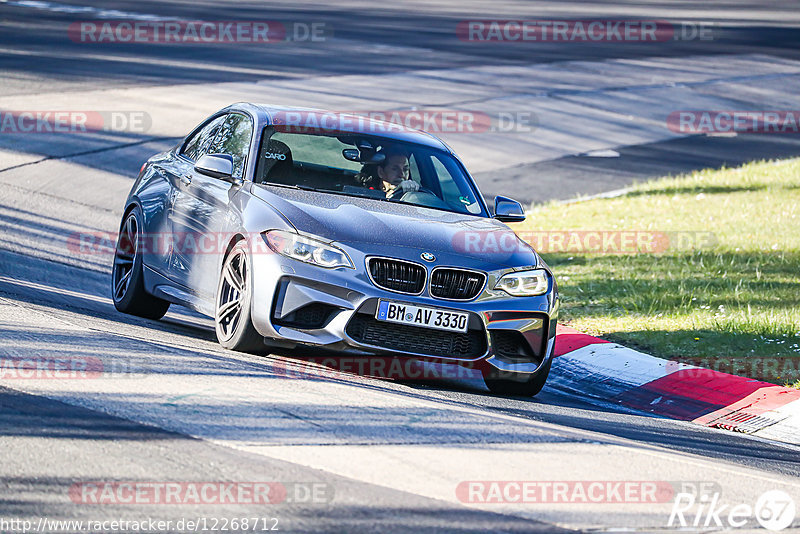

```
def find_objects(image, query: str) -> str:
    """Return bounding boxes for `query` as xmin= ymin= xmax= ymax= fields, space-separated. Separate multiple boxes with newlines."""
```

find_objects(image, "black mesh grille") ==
xmin=273 ymin=303 xmax=337 ymax=329
xmin=346 ymin=314 xmax=487 ymax=359
xmin=490 ymin=330 xmax=542 ymax=364
xmin=430 ymin=268 xmax=486 ymax=300
xmin=368 ymin=258 xmax=426 ymax=294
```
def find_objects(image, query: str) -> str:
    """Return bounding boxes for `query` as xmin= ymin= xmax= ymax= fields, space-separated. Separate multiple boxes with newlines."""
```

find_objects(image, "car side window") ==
xmin=209 ymin=113 xmax=253 ymax=179
xmin=431 ymin=154 xmax=482 ymax=215
xmin=181 ymin=115 xmax=226 ymax=162
xmin=408 ymin=153 xmax=421 ymax=184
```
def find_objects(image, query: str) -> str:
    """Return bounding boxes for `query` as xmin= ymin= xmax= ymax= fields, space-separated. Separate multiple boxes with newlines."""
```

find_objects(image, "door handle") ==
xmin=180 ymin=174 xmax=192 ymax=186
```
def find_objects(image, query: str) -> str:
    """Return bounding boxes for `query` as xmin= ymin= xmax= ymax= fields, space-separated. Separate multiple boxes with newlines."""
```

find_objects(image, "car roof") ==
xmin=223 ymin=102 xmax=452 ymax=152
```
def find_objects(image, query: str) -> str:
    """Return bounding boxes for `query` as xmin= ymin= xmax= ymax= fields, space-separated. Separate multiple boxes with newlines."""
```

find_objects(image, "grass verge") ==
xmin=510 ymin=158 xmax=800 ymax=386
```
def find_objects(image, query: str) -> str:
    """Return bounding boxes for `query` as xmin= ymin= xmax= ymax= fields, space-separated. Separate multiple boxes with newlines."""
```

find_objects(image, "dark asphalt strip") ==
xmin=0 ymin=386 xmax=576 ymax=533
xmin=476 ymin=133 xmax=800 ymax=205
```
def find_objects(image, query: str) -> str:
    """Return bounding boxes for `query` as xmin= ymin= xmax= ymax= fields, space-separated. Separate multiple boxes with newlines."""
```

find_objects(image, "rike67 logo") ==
xmin=669 ymin=489 xmax=796 ymax=531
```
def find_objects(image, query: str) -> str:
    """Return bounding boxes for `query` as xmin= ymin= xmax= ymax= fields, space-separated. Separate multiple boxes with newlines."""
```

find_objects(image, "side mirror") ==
xmin=494 ymin=196 xmax=526 ymax=222
xmin=195 ymin=153 xmax=235 ymax=181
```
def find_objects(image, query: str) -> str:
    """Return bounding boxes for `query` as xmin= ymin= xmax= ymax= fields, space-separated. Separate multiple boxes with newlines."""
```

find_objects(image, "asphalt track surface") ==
xmin=2 ymin=1 xmax=800 ymax=532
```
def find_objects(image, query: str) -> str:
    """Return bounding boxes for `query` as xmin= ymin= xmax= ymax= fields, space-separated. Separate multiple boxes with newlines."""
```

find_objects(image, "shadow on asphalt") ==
xmin=479 ymin=134 xmax=800 ymax=204
xmin=0 ymin=388 xmax=575 ymax=533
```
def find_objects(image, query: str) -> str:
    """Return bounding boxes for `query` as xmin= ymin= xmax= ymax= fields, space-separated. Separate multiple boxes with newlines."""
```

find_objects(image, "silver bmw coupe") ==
xmin=112 ymin=103 xmax=559 ymax=396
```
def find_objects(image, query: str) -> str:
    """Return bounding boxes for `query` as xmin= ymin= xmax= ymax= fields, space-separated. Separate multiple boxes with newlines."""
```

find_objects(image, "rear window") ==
xmin=271 ymin=132 xmax=362 ymax=172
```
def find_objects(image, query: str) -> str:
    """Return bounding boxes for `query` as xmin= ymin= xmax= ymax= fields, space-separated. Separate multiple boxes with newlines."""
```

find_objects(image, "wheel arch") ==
xmin=217 ymin=232 xmax=248 ymax=278
xmin=223 ymin=233 xmax=247 ymax=261
xmin=120 ymin=199 xmax=141 ymax=229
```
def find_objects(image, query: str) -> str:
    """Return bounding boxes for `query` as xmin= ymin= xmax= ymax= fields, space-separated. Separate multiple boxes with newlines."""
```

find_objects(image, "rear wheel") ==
xmin=215 ymin=242 xmax=264 ymax=352
xmin=482 ymin=357 xmax=552 ymax=397
xmin=112 ymin=207 xmax=170 ymax=320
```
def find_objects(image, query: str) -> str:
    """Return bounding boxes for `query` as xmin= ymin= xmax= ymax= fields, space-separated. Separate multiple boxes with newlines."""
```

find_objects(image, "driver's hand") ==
xmin=399 ymin=180 xmax=420 ymax=193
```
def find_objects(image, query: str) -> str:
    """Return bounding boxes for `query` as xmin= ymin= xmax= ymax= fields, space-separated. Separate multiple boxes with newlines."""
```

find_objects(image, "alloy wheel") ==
xmin=216 ymin=249 xmax=248 ymax=341
xmin=112 ymin=213 xmax=138 ymax=302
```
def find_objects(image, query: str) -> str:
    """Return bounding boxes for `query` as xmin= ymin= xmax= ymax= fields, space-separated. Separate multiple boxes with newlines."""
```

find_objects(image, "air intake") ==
xmin=367 ymin=257 xmax=426 ymax=294
xmin=430 ymin=268 xmax=486 ymax=300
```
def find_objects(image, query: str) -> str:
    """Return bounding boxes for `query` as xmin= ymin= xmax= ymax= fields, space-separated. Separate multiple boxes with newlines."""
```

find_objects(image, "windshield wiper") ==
xmin=260 ymin=182 xmax=319 ymax=191
xmin=261 ymin=182 xmax=375 ymax=199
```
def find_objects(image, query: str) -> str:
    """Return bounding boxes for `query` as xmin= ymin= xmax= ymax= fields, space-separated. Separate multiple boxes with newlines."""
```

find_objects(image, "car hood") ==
xmin=250 ymin=184 xmax=539 ymax=269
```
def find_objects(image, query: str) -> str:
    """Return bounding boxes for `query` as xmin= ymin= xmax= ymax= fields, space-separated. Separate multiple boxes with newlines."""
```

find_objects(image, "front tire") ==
xmin=112 ymin=207 xmax=170 ymax=320
xmin=214 ymin=241 xmax=264 ymax=352
xmin=482 ymin=357 xmax=552 ymax=397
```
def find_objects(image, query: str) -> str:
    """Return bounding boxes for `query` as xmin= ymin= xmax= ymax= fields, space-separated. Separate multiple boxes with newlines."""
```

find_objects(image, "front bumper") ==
xmin=250 ymin=243 xmax=559 ymax=375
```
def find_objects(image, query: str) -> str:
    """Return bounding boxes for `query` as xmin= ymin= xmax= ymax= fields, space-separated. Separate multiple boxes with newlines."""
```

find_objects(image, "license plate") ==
xmin=376 ymin=300 xmax=469 ymax=333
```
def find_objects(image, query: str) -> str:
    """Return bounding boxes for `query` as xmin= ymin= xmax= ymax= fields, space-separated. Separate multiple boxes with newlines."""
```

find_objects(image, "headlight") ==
xmin=494 ymin=269 xmax=549 ymax=296
xmin=264 ymin=230 xmax=353 ymax=269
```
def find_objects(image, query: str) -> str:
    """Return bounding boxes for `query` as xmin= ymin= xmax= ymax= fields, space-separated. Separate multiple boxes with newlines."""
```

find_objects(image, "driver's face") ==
xmin=378 ymin=155 xmax=410 ymax=185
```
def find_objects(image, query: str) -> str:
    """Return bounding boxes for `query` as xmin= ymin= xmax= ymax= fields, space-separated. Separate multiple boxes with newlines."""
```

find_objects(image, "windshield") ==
xmin=253 ymin=128 xmax=486 ymax=216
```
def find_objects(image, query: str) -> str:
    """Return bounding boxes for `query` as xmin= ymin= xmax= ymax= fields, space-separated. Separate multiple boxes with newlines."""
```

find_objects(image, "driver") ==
xmin=376 ymin=148 xmax=420 ymax=197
